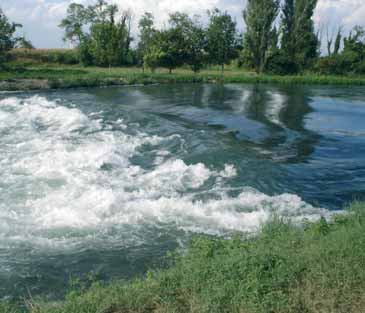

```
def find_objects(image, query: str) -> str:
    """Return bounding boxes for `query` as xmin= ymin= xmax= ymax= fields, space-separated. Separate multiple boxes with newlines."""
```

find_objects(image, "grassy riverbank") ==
xmin=1 ymin=61 xmax=365 ymax=91
xmin=2 ymin=202 xmax=365 ymax=313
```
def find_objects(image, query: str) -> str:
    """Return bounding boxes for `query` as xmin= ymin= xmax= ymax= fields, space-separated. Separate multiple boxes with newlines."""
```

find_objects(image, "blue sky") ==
xmin=3 ymin=0 xmax=365 ymax=49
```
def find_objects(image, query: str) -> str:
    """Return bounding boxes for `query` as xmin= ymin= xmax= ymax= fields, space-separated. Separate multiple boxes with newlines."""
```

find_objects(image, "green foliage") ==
xmin=137 ymin=12 xmax=157 ymax=69
xmin=2 ymin=63 xmax=365 ymax=92
xmin=54 ymin=1 xmax=365 ymax=76
xmin=313 ymin=54 xmax=353 ymax=75
xmin=0 ymin=8 xmax=22 ymax=67
xmin=59 ymin=1 xmax=132 ymax=67
xmin=280 ymin=0 xmax=319 ymax=72
xmin=78 ymin=40 xmax=93 ymax=66
xmin=15 ymin=37 xmax=34 ymax=49
xmin=59 ymin=3 xmax=89 ymax=45
xmin=157 ymin=13 xmax=191 ymax=73
xmin=89 ymin=10 xmax=132 ymax=67
xmin=265 ymin=50 xmax=298 ymax=75
xmin=243 ymin=0 xmax=280 ymax=73
xmin=314 ymin=26 xmax=365 ymax=75
xmin=207 ymin=9 xmax=239 ymax=72
xmin=176 ymin=14 xmax=207 ymax=73
xmin=333 ymin=27 xmax=342 ymax=55
xmin=343 ymin=26 xmax=365 ymax=65
xmin=143 ymin=13 xmax=208 ymax=73
xmin=143 ymin=46 xmax=164 ymax=72
xmin=0 ymin=302 xmax=21 ymax=313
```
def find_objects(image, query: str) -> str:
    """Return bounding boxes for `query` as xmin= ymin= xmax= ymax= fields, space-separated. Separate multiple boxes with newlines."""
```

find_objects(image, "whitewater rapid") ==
xmin=0 ymin=95 xmax=329 ymax=252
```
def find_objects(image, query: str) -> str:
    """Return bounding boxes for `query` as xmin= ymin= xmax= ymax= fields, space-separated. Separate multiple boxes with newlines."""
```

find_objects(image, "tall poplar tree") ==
xmin=243 ymin=0 xmax=280 ymax=73
xmin=280 ymin=0 xmax=319 ymax=71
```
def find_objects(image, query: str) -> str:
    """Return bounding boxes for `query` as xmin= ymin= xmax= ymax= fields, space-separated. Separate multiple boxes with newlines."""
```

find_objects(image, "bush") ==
xmin=353 ymin=60 xmax=365 ymax=74
xmin=313 ymin=52 xmax=359 ymax=75
xmin=78 ymin=41 xmax=93 ymax=66
xmin=265 ymin=51 xmax=298 ymax=75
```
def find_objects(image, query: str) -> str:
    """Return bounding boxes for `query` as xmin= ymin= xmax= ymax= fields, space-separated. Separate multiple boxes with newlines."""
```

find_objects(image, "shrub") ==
xmin=313 ymin=52 xmax=359 ymax=75
xmin=265 ymin=51 xmax=298 ymax=75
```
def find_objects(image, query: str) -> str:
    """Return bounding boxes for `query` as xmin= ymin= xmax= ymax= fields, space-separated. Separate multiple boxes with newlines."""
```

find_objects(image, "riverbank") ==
xmin=1 ymin=64 xmax=365 ymax=92
xmin=2 ymin=202 xmax=365 ymax=313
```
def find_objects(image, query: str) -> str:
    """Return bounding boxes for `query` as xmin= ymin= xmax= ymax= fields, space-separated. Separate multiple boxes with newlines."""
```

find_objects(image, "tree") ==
xmin=138 ymin=12 xmax=156 ymax=70
xmin=207 ymin=9 xmax=238 ymax=73
xmin=294 ymin=0 xmax=319 ymax=69
xmin=16 ymin=36 xmax=34 ymax=49
xmin=143 ymin=45 xmax=164 ymax=72
xmin=60 ymin=1 xmax=132 ymax=67
xmin=156 ymin=13 xmax=192 ymax=74
xmin=326 ymin=27 xmax=333 ymax=57
xmin=0 ymin=8 xmax=22 ymax=67
xmin=89 ymin=7 xmax=132 ymax=67
xmin=280 ymin=0 xmax=319 ymax=71
xmin=243 ymin=0 xmax=280 ymax=73
xmin=333 ymin=26 xmax=343 ymax=55
xmin=59 ymin=3 xmax=89 ymax=46
xmin=184 ymin=15 xmax=207 ymax=73
xmin=343 ymin=26 xmax=365 ymax=60
xmin=166 ymin=13 xmax=207 ymax=73
xmin=281 ymin=0 xmax=295 ymax=62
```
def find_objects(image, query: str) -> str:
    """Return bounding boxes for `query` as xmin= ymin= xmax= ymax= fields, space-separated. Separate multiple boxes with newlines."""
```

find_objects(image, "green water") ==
xmin=0 ymin=83 xmax=365 ymax=299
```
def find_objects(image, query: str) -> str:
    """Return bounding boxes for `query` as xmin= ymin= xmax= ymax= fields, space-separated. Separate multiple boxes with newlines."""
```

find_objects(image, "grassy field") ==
xmin=2 ymin=202 xmax=365 ymax=313
xmin=2 ymin=56 xmax=365 ymax=91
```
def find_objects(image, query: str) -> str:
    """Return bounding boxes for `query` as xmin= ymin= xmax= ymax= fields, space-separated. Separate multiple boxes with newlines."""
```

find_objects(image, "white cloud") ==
xmin=315 ymin=0 xmax=365 ymax=32
xmin=2 ymin=0 xmax=365 ymax=48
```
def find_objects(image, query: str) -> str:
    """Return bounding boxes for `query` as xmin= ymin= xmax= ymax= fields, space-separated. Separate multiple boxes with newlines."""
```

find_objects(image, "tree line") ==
xmin=1 ymin=0 xmax=365 ymax=75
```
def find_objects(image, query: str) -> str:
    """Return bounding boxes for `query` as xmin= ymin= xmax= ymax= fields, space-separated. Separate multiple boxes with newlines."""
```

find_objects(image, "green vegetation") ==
xmin=9 ymin=49 xmax=79 ymax=65
xmin=242 ymin=0 xmax=280 ymax=73
xmin=0 ymin=8 xmax=22 ymax=68
xmin=1 ymin=0 xmax=365 ymax=89
xmin=2 ymin=61 xmax=365 ymax=91
xmin=315 ymin=26 xmax=365 ymax=75
xmin=2 ymin=202 xmax=365 ymax=313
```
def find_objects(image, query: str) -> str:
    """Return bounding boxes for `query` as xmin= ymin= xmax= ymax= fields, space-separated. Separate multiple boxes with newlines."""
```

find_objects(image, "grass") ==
xmin=9 ymin=49 xmax=79 ymax=65
xmin=2 ymin=56 xmax=365 ymax=91
xmin=2 ymin=202 xmax=365 ymax=313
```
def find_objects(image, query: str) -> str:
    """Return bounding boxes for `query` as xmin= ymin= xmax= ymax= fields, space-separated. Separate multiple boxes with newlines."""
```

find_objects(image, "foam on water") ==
xmin=0 ymin=96 xmax=329 ymax=251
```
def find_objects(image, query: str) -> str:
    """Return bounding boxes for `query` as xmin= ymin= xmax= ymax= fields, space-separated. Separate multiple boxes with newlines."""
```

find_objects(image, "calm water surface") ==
xmin=1 ymin=83 xmax=365 ymax=299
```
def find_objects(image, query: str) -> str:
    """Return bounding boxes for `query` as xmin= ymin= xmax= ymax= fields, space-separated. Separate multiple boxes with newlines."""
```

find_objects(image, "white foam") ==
xmin=0 ymin=95 xmax=330 ymax=251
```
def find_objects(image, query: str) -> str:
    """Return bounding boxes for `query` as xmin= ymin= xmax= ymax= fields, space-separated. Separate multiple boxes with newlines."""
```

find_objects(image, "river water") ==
xmin=1 ymin=83 xmax=365 ymax=299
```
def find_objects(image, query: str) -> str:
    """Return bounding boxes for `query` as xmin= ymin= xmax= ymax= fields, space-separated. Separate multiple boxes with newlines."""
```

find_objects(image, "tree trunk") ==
xmin=169 ymin=68 xmax=172 ymax=74
xmin=221 ymin=64 xmax=224 ymax=74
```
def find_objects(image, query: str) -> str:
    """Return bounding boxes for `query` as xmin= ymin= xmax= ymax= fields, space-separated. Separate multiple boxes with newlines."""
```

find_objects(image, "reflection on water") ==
xmin=1 ymin=83 xmax=365 ymax=300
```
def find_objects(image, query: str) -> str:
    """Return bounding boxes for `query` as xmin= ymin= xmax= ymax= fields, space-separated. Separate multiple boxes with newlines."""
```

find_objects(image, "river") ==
xmin=1 ymin=83 xmax=365 ymax=299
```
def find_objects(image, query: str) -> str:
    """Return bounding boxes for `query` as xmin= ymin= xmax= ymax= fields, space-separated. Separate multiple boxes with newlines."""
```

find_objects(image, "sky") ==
xmin=2 ymin=0 xmax=365 ymax=49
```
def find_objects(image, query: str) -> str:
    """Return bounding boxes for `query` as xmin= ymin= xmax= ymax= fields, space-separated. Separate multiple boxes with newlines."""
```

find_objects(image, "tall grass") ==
xmin=9 ymin=49 xmax=79 ymax=65
xmin=2 ymin=202 xmax=365 ymax=313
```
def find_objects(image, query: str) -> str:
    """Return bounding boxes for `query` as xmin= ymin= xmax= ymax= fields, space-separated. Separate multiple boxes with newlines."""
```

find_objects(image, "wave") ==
xmin=0 ymin=96 xmax=330 ymax=250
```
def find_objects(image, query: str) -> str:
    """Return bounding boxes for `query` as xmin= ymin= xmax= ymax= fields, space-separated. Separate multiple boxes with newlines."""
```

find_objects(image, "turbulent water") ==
xmin=1 ymin=84 xmax=365 ymax=299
